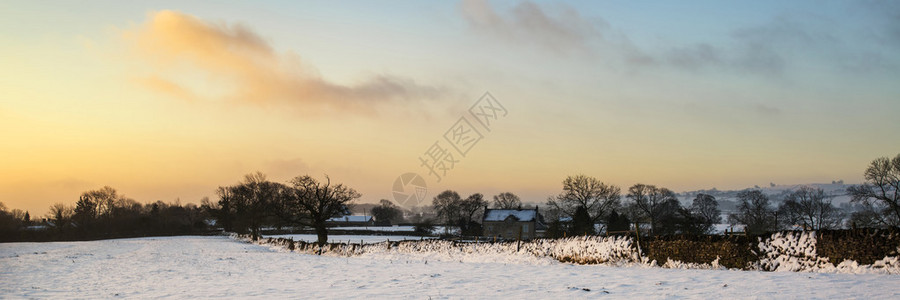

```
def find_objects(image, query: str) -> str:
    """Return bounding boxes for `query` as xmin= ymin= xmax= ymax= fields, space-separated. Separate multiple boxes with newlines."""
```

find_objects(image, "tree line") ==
xmin=422 ymin=152 xmax=899 ymax=237
xmin=205 ymin=172 xmax=360 ymax=245
xmin=0 ymin=172 xmax=360 ymax=244
xmin=540 ymin=175 xmax=723 ymax=237
xmin=1 ymin=152 xmax=898 ymax=241
xmin=1 ymin=186 xmax=209 ymax=242
xmin=540 ymin=152 xmax=900 ymax=236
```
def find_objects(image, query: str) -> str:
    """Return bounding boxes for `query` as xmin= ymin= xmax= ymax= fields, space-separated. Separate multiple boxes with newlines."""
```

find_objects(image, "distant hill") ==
xmin=679 ymin=182 xmax=856 ymax=213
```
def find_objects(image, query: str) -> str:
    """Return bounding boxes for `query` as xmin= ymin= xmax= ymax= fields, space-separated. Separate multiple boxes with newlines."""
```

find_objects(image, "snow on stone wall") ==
xmin=755 ymin=231 xmax=900 ymax=274
xmin=239 ymin=234 xmax=642 ymax=266
xmin=237 ymin=232 xmax=900 ymax=274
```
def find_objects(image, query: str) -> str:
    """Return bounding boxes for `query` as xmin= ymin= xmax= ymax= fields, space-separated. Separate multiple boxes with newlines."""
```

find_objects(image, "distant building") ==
xmin=326 ymin=215 xmax=375 ymax=227
xmin=482 ymin=208 xmax=546 ymax=240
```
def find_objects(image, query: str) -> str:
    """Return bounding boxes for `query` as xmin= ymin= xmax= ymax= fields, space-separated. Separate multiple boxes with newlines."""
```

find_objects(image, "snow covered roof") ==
xmin=483 ymin=209 xmax=538 ymax=222
xmin=327 ymin=215 xmax=373 ymax=223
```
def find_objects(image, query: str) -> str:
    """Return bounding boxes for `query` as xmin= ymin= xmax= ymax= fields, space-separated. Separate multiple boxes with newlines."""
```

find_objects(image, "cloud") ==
xmin=861 ymin=0 xmax=900 ymax=46
xmin=263 ymin=158 xmax=311 ymax=180
xmin=135 ymin=75 xmax=200 ymax=102
xmin=460 ymin=0 xmax=610 ymax=55
xmin=754 ymin=104 xmax=782 ymax=116
xmin=122 ymin=10 xmax=441 ymax=113
xmin=658 ymin=16 xmax=838 ymax=75
xmin=461 ymin=1 xmax=898 ymax=76
xmin=664 ymin=43 xmax=722 ymax=71
xmin=458 ymin=0 xmax=688 ymax=68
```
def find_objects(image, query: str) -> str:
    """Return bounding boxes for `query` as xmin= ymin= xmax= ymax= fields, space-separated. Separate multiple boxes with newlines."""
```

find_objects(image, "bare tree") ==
xmin=847 ymin=153 xmax=900 ymax=227
xmin=846 ymin=201 xmax=892 ymax=229
xmin=729 ymin=190 xmax=777 ymax=235
xmin=460 ymin=193 xmax=488 ymax=235
xmin=218 ymin=172 xmax=290 ymax=238
xmin=690 ymin=193 xmax=722 ymax=234
xmin=432 ymin=190 xmax=462 ymax=234
xmin=48 ymin=203 xmax=74 ymax=232
xmin=0 ymin=202 xmax=21 ymax=233
xmin=73 ymin=186 xmax=123 ymax=232
xmin=492 ymin=192 xmax=522 ymax=209
xmin=778 ymin=186 xmax=844 ymax=230
xmin=626 ymin=183 xmax=679 ymax=235
xmin=281 ymin=174 xmax=360 ymax=247
xmin=546 ymin=175 xmax=621 ymax=227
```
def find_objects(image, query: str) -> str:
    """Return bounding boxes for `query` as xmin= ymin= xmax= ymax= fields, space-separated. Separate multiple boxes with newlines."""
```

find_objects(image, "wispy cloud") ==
xmin=460 ymin=0 xmax=608 ymax=55
xmin=461 ymin=1 xmax=898 ymax=76
xmin=754 ymin=103 xmax=782 ymax=116
xmin=861 ymin=0 xmax=900 ymax=46
xmin=134 ymin=75 xmax=201 ymax=102
xmin=122 ymin=10 xmax=441 ymax=113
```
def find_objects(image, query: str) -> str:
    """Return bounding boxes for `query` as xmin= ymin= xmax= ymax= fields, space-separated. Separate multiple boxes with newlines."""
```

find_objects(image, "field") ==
xmin=2 ymin=236 xmax=899 ymax=299
xmin=266 ymin=234 xmax=431 ymax=244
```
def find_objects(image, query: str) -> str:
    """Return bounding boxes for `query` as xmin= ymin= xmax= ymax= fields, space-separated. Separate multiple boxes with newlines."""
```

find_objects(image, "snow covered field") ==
xmin=331 ymin=225 xmax=415 ymax=232
xmin=266 ymin=234 xmax=432 ymax=244
xmin=2 ymin=236 xmax=899 ymax=299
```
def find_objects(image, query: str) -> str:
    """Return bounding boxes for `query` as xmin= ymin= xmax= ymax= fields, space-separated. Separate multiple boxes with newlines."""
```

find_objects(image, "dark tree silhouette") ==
xmin=674 ymin=207 xmax=709 ymax=235
xmin=0 ymin=202 xmax=23 ymax=234
xmin=459 ymin=193 xmax=487 ymax=235
xmin=729 ymin=190 xmax=777 ymax=235
xmin=606 ymin=210 xmax=631 ymax=233
xmin=48 ymin=203 xmax=74 ymax=233
xmin=626 ymin=183 xmax=678 ymax=235
xmin=846 ymin=201 xmax=890 ymax=229
xmin=492 ymin=192 xmax=522 ymax=209
xmin=432 ymin=190 xmax=462 ymax=233
xmin=371 ymin=199 xmax=403 ymax=226
xmin=216 ymin=172 xmax=289 ymax=238
xmin=571 ymin=205 xmax=594 ymax=235
xmin=777 ymin=186 xmax=843 ymax=230
xmin=546 ymin=175 xmax=621 ymax=229
xmin=653 ymin=198 xmax=685 ymax=235
xmin=73 ymin=186 xmax=124 ymax=233
xmin=847 ymin=153 xmax=900 ymax=227
xmin=690 ymin=193 xmax=721 ymax=234
xmin=281 ymin=174 xmax=360 ymax=246
xmin=430 ymin=190 xmax=488 ymax=236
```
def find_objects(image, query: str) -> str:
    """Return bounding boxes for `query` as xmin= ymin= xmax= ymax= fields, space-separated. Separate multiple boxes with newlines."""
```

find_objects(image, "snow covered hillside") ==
xmin=681 ymin=182 xmax=855 ymax=207
xmin=3 ymin=236 xmax=900 ymax=299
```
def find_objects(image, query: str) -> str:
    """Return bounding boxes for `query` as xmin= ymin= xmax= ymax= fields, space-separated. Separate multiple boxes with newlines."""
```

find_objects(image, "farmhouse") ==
xmin=326 ymin=215 xmax=375 ymax=227
xmin=482 ymin=207 xmax=546 ymax=240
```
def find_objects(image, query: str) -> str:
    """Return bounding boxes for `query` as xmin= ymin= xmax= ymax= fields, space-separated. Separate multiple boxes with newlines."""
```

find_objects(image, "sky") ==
xmin=2 ymin=0 xmax=899 ymax=216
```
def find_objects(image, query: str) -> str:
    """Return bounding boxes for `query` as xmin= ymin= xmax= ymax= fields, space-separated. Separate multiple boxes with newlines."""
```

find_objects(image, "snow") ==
xmin=483 ymin=209 xmax=538 ymax=222
xmin=324 ymin=225 xmax=454 ymax=236
xmin=755 ymin=231 xmax=900 ymax=274
xmin=331 ymin=225 xmax=415 ymax=232
xmin=252 ymin=235 xmax=642 ymax=266
xmin=254 ymin=232 xmax=900 ymax=275
xmin=2 ymin=236 xmax=900 ymax=298
xmin=327 ymin=216 xmax=373 ymax=223
xmin=265 ymin=234 xmax=432 ymax=244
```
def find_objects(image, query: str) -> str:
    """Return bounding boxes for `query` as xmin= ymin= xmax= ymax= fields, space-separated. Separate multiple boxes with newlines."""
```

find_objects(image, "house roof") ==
xmin=327 ymin=215 xmax=373 ymax=223
xmin=483 ymin=209 xmax=538 ymax=222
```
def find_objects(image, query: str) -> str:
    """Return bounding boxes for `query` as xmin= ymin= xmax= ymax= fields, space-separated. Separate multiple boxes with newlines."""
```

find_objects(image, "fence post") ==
xmin=634 ymin=222 xmax=643 ymax=257
xmin=516 ymin=225 xmax=524 ymax=252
